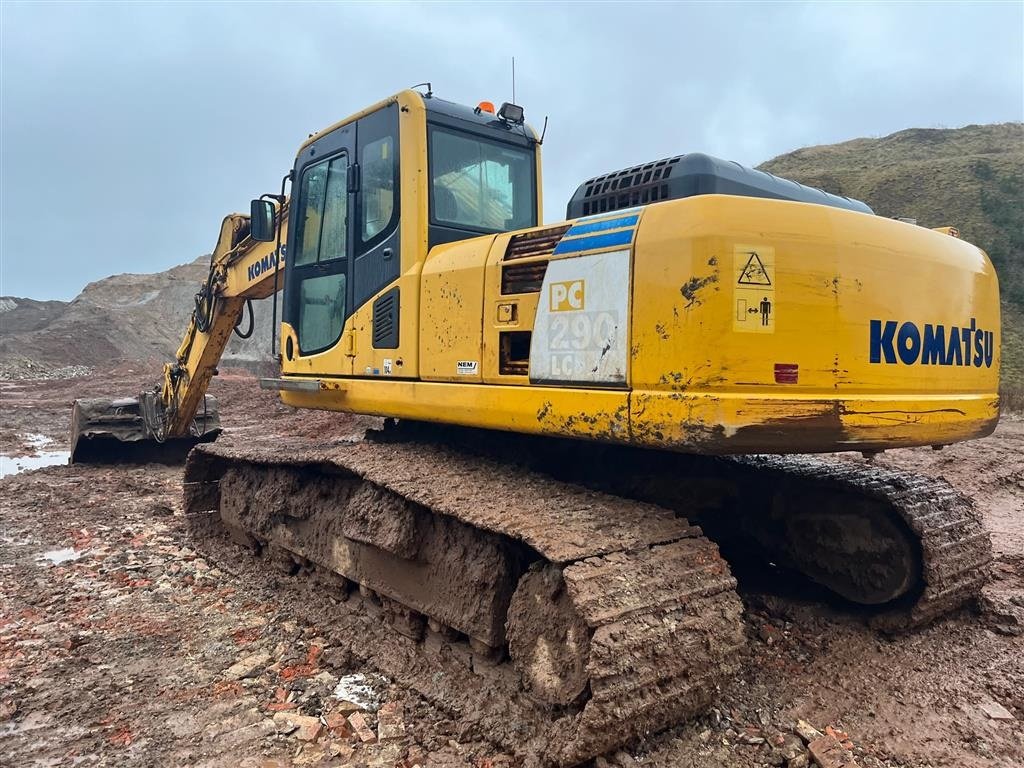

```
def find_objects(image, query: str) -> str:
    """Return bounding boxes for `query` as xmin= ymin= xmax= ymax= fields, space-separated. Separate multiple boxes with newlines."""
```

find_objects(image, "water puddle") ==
xmin=38 ymin=548 xmax=83 ymax=565
xmin=0 ymin=433 xmax=69 ymax=478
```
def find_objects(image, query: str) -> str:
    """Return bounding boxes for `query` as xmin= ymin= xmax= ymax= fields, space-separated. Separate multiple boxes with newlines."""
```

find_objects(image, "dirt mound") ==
xmin=0 ymin=296 xmax=69 ymax=334
xmin=0 ymin=256 xmax=274 ymax=380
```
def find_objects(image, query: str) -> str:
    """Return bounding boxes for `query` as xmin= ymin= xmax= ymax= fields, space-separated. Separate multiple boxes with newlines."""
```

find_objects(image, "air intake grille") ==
xmin=504 ymin=224 xmax=571 ymax=261
xmin=372 ymin=287 xmax=399 ymax=349
xmin=501 ymin=261 xmax=548 ymax=295
xmin=579 ymin=156 xmax=681 ymax=216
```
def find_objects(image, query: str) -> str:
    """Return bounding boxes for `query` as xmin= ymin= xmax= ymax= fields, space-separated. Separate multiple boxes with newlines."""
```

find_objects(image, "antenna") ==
xmin=511 ymin=56 xmax=516 ymax=104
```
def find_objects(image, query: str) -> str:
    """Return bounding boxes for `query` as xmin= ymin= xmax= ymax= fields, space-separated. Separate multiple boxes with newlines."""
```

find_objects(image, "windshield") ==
xmin=430 ymin=127 xmax=535 ymax=232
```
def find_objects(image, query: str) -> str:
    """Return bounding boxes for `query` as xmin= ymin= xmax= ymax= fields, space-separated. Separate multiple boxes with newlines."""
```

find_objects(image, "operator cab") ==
xmin=250 ymin=90 xmax=541 ymax=364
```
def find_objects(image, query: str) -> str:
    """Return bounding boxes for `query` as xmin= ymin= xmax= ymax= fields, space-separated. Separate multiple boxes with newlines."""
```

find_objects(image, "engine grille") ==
xmin=577 ymin=156 xmax=680 ymax=216
xmin=501 ymin=261 xmax=548 ymax=295
xmin=504 ymin=224 xmax=570 ymax=261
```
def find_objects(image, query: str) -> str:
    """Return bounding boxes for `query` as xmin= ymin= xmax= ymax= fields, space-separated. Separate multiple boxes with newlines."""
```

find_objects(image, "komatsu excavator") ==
xmin=70 ymin=88 xmax=1001 ymax=764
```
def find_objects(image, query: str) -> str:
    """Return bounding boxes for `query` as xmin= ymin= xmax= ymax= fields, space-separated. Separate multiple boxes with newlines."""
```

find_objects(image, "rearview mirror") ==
xmin=250 ymin=199 xmax=276 ymax=242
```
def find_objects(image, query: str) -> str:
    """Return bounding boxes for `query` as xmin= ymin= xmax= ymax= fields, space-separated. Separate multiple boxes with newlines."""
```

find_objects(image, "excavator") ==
xmin=70 ymin=88 xmax=1001 ymax=764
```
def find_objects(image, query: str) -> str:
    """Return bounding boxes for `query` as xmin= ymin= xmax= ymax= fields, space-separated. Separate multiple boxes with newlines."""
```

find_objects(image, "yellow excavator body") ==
xmin=264 ymin=89 xmax=999 ymax=454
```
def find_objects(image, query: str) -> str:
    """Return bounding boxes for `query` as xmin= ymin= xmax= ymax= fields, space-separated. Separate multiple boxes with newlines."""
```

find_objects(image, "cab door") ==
xmin=346 ymin=104 xmax=403 ymax=377
xmin=284 ymin=126 xmax=355 ymax=374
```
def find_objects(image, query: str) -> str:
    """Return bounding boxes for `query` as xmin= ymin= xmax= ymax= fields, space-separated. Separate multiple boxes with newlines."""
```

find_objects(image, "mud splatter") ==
xmin=680 ymin=273 xmax=719 ymax=309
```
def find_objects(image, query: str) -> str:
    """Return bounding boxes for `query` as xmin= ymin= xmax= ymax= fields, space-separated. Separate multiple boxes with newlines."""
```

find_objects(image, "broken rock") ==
xmin=771 ymin=733 xmax=806 ymax=763
xmin=978 ymin=699 xmax=1015 ymax=721
xmin=348 ymin=711 xmax=377 ymax=743
xmin=795 ymin=719 xmax=824 ymax=744
xmin=808 ymin=734 xmax=858 ymax=768
xmin=224 ymin=651 xmax=272 ymax=680
xmin=272 ymin=711 xmax=298 ymax=735
xmin=272 ymin=712 xmax=322 ymax=742
xmin=328 ymin=742 xmax=355 ymax=760
xmin=377 ymin=701 xmax=406 ymax=741
xmin=324 ymin=711 xmax=352 ymax=737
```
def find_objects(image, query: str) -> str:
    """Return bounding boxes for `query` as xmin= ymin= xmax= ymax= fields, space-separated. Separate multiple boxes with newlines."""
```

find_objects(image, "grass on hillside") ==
xmin=759 ymin=122 xmax=1024 ymax=407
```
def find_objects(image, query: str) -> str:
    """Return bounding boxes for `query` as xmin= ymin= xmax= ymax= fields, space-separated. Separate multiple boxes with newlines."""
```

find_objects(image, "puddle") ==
xmin=0 ymin=434 xmax=69 ymax=478
xmin=332 ymin=673 xmax=386 ymax=711
xmin=0 ymin=451 xmax=70 ymax=478
xmin=38 ymin=548 xmax=83 ymax=565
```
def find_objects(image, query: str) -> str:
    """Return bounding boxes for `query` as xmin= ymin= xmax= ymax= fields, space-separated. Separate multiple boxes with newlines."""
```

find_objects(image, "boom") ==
xmin=69 ymin=201 xmax=288 ymax=461
xmin=162 ymin=203 xmax=289 ymax=435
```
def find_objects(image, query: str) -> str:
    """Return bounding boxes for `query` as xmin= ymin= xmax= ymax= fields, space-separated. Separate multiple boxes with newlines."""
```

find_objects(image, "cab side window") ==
xmin=293 ymin=162 xmax=327 ymax=266
xmin=351 ymin=103 xmax=400 ymax=310
xmin=362 ymin=136 xmax=394 ymax=242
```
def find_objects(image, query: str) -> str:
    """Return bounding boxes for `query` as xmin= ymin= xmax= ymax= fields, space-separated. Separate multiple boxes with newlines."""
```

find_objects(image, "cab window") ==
xmin=362 ymin=136 xmax=395 ymax=242
xmin=430 ymin=128 xmax=535 ymax=232
xmin=292 ymin=155 xmax=349 ymax=266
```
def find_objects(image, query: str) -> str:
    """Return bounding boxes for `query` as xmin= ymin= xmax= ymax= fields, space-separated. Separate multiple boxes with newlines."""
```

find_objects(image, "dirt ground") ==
xmin=2 ymin=366 xmax=1022 ymax=768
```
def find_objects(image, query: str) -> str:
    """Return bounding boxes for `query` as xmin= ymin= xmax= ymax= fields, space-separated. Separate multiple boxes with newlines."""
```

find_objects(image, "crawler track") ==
xmin=376 ymin=422 xmax=993 ymax=630
xmin=734 ymin=456 xmax=993 ymax=630
xmin=183 ymin=433 xmax=746 ymax=766
xmin=181 ymin=423 xmax=992 ymax=763
xmin=587 ymin=451 xmax=993 ymax=630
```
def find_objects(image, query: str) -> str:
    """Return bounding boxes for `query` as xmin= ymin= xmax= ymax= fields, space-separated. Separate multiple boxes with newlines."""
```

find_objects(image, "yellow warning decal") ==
xmin=733 ymin=245 xmax=775 ymax=334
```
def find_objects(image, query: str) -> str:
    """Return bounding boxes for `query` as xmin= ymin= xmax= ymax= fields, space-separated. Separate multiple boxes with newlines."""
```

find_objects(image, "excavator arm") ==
xmin=70 ymin=201 xmax=289 ymax=462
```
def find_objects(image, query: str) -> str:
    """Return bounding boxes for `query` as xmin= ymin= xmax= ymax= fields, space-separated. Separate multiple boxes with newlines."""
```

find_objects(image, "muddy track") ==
xmin=382 ymin=423 xmax=993 ymax=630
xmin=182 ymin=434 xmax=746 ymax=766
xmin=736 ymin=456 xmax=994 ymax=630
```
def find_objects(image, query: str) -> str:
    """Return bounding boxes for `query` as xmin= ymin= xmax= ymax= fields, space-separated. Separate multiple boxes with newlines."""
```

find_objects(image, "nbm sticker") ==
xmin=870 ymin=319 xmax=994 ymax=368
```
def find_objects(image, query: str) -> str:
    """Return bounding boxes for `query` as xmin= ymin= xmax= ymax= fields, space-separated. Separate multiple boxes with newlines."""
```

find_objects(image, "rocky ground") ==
xmin=1 ymin=367 xmax=1022 ymax=767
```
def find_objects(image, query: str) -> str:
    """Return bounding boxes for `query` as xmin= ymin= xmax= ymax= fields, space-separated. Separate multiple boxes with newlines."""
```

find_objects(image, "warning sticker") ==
xmin=734 ymin=245 xmax=775 ymax=333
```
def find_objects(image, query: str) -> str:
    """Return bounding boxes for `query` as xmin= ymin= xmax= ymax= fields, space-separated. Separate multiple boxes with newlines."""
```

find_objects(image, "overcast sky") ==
xmin=2 ymin=1 xmax=1022 ymax=300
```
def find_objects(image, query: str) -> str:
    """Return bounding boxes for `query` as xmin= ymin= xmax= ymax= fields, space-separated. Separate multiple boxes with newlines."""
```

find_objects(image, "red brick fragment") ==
xmin=324 ymin=711 xmax=352 ymax=737
xmin=808 ymin=734 xmax=858 ymax=768
xmin=348 ymin=711 xmax=376 ymax=743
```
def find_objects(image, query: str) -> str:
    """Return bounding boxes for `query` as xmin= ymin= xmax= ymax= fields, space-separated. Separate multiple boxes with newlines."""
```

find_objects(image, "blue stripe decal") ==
xmin=565 ymin=214 xmax=639 ymax=237
xmin=577 ymin=205 xmax=644 ymax=222
xmin=552 ymin=228 xmax=634 ymax=255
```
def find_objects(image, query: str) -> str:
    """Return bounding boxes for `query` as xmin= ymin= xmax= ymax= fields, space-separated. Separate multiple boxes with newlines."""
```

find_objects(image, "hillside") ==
xmin=758 ymin=122 xmax=1024 ymax=398
xmin=0 ymin=297 xmax=69 ymax=335
xmin=0 ymin=257 xmax=272 ymax=379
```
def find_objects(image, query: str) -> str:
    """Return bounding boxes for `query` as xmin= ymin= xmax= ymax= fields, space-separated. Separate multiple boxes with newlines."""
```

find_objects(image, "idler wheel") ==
xmin=507 ymin=564 xmax=590 ymax=707
xmin=778 ymin=503 xmax=921 ymax=605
